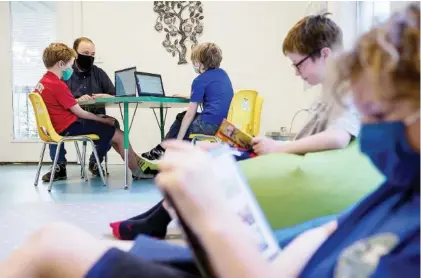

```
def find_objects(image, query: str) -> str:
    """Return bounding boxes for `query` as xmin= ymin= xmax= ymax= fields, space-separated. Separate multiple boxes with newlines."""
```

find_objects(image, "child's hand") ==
xmin=102 ymin=117 xmax=116 ymax=126
xmin=251 ymin=137 xmax=278 ymax=155
xmin=155 ymin=140 xmax=230 ymax=233
xmin=172 ymin=94 xmax=189 ymax=99
xmin=77 ymin=95 xmax=93 ymax=102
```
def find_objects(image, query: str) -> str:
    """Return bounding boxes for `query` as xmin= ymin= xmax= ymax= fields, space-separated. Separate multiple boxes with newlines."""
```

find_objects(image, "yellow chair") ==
xmin=190 ymin=89 xmax=264 ymax=144
xmin=28 ymin=92 xmax=106 ymax=192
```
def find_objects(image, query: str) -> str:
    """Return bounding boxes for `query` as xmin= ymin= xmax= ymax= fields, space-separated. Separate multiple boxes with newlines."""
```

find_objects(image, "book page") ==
xmin=208 ymin=146 xmax=281 ymax=261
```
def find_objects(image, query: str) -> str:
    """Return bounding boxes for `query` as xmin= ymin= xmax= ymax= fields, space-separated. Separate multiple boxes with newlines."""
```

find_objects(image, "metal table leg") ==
xmin=159 ymin=105 xmax=165 ymax=141
xmin=123 ymin=102 xmax=130 ymax=189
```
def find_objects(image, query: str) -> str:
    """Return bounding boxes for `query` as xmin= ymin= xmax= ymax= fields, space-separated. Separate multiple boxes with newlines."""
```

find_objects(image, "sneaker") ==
xmin=132 ymin=172 xmax=156 ymax=180
xmin=141 ymin=145 xmax=165 ymax=162
xmin=42 ymin=163 xmax=67 ymax=182
xmin=89 ymin=162 xmax=104 ymax=177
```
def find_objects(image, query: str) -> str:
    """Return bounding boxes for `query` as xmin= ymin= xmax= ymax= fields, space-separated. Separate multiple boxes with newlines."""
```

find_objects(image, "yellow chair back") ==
xmin=227 ymin=89 xmax=263 ymax=136
xmin=28 ymin=92 xmax=62 ymax=143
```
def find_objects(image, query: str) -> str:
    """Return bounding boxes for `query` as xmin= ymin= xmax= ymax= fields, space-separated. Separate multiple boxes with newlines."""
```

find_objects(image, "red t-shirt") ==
xmin=34 ymin=71 xmax=78 ymax=134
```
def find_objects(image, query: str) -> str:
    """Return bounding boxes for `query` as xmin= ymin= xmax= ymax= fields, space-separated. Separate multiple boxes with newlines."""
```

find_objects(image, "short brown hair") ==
xmin=73 ymin=37 xmax=94 ymax=51
xmin=191 ymin=42 xmax=222 ymax=69
xmin=42 ymin=43 xmax=77 ymax=68
xmin=282 ymin=13 xmax=343 ymax=57
xmin=330 ymin=2 xmax=420 ymax=105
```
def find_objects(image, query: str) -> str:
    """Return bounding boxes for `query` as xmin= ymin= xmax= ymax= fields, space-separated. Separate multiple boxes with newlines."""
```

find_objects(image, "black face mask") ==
xmin=76 ymin=54 xmax=95 ymax=71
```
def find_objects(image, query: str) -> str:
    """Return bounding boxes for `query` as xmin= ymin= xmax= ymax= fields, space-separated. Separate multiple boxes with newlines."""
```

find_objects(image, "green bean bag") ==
xmin=239 ymin=141 xmax=384 ymax=230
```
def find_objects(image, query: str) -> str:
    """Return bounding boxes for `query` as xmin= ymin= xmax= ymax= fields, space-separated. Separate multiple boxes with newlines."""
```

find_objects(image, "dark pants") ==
xmin=86 ymin=248 xmax=200 ymax=278
xmin=50 ymin=115 xmax=119 ymax=164
xmin=87 ymin=215 xmax=338 ymax=277
xmin=165 ymin=111 xmax=219 ymax=141
xmin=53 ymin=118 xmax=116 ymax=164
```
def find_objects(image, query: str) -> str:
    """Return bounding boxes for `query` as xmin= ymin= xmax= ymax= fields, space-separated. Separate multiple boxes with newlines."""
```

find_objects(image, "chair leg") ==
xmin=48 ymin=141 xmax=62 ymax=192
xmin=81 ymin=141 xmax=87 ymax=179
xmin=105 ymin=154 xmax=109 ymax=176
xmin=74 ymin=142 xmax=88 ymax=182
xmin=34 ymin=143 xmax=47 ymax=186
xmin=88 ymin=139 xmax=106 ymax=187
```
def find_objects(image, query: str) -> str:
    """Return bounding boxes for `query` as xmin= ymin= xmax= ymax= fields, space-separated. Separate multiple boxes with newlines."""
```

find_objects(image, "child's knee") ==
xmin=112 ymin=129 xmax=123 ymax=141
xmin=28 ymin=222 xmax=78 ymax=256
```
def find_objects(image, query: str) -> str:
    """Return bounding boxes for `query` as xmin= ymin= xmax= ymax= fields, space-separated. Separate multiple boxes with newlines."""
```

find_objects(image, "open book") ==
xmin=164 ymin=146 xmax=280 ymax=277
xmin=215 ymin=119 xmax=254 ymax=150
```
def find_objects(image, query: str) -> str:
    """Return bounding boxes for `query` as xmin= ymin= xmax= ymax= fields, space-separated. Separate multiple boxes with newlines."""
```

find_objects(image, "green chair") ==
xmin=239 ymin=141 xmax=384 ymax=230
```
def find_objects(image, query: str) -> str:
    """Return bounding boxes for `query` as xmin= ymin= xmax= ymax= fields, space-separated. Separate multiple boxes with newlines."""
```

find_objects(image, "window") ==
xmin=357 ymin=1 xmax=391 ymax=34
xmin=10 ymin=1 xmax=57 ymax=140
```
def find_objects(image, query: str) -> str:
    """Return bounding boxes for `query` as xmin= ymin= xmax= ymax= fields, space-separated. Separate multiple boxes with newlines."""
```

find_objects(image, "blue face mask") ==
xmin=62 ymin=67 xmax=74 ymax=81
xmin=359 ymin=112 xmax=420 ymax=186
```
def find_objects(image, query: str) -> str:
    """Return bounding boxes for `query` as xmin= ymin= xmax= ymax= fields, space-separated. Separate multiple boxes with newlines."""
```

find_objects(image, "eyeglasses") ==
xmin=293 ymin=50 xmax=320 ymax=72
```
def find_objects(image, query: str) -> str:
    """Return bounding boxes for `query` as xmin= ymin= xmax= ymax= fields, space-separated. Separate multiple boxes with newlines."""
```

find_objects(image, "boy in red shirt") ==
xmin=35 ymin=43 xmax=152 ymax=180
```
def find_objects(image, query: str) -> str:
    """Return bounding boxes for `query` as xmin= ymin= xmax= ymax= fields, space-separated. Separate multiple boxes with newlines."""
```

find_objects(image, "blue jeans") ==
xmin=49 ymin=115 xmax=119 ymax=164
xmin=165 ymin=112 xmax=219 ymax=141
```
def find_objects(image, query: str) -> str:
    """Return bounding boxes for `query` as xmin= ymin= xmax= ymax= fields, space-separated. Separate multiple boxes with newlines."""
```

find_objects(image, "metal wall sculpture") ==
xmin=154 ymin=1 xmax=204 ymax=64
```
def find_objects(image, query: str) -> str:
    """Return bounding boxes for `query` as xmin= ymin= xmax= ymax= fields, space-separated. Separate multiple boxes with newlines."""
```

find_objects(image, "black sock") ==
xmin=116 ymin=202 xmax=171 ymax=240
xmin=127 ymin=200 xmax=164 ymax=221
xmin=156 ymin=144 xmax=165 ymax=152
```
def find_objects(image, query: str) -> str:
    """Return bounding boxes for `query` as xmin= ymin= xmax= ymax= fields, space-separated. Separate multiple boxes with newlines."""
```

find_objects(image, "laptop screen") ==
xmin=115 ymin=68 xmax=136 ymax=96
xmin=135 ymin=73 xmax=165 ymax=96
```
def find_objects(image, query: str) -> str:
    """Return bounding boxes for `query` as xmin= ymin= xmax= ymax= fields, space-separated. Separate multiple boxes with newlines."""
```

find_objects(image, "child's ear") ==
xmin=321 ymin=47 xmax=332 ymax=59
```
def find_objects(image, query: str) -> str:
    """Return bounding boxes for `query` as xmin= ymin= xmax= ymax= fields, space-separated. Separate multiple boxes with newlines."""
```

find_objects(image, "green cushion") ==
xmin=239 ymin=142 xmax=384 ymax=230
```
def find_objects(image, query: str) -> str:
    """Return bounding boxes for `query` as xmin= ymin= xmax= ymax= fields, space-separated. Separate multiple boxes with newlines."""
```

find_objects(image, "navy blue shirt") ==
xmin=65 ymin=64 xmax=115 ymax=115
xmin=190 ymin=68 xmax=233 ymax=126
xmin=300 ymin=177 xmax=420 ymax=277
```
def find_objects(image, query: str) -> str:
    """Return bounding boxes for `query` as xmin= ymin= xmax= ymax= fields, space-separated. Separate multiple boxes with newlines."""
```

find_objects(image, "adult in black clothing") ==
xmin=42 ymin=37 xmax=119 ymax=182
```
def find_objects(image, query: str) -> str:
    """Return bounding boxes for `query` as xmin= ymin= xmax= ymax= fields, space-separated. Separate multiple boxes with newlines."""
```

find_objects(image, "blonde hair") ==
xmin=330 ymin=3 xmax=420 ymax=106
xmin=191 ymin=42 xmax=222 ymax=69
xmin=42 ymin=43 xmax=77 ymax=68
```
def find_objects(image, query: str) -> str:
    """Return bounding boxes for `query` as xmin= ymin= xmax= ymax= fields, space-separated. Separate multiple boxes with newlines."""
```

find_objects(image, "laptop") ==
xmin=134 ymin=71 xmax=180 ymax=98
xmin=115 ymin=67 xmax=137 ymax=97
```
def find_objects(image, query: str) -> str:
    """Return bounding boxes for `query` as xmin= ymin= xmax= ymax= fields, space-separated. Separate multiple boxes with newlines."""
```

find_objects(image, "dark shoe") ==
xmin=42 ymin=163 xmax=67 ymax=182
xmin=89 ymin=162 xmax=104 ymax=177
xmin=132 ymin=172 xmax=156 ymax=180
xmin=141 ymin=145 xmax=165 ymax=162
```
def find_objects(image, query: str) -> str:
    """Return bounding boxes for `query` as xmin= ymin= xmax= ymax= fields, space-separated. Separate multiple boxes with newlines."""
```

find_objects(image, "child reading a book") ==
xmin=35 ymin=43 xmax=152 ymax=181
xmin=110 ymin=12 xmax=359 ymax=240
xmin=140 ymin=42 xmax=234 ymax=163
xmin=1 ymin=5 xmax=418 ymax=277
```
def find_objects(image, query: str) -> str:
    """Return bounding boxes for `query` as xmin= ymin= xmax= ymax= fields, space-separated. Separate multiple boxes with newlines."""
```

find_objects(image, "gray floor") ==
xmin=0 ymin=164 xmax=167 ymax=260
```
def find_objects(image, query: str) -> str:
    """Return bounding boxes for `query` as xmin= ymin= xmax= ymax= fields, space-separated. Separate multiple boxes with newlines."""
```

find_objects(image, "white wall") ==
xmin=80 ymin=1 xmax=315 ymax=163
xmin=1 ymin=1 xmax=317 ymax=163
xmin=1 ymin=1 xmax=403 ymax=163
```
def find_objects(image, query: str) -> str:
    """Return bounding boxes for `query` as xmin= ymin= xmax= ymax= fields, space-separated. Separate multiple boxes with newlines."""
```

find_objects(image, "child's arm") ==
xmin=252 ymin=129 xmax=351 ymax=155
xmin=274 ymin=129 xmax=351 ymax=154
xmin=176 ymin=102 xmax=199 ymax=140
xmin=69 ymin=104 xmax=115 ymax=126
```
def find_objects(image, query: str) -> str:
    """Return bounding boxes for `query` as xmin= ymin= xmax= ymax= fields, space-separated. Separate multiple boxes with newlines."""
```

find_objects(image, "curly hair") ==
xmin=330 ymin=3 xmax=420 ymax=106
xmin=191 ymin=42 xmax=222 ymax=69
